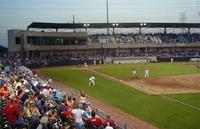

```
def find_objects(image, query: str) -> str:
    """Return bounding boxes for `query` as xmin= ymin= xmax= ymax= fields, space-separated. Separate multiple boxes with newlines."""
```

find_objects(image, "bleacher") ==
xmin=89 ymin=33 xmax=200 ymax=44
xmin=0 ymin=55 xmax=129 ymax=129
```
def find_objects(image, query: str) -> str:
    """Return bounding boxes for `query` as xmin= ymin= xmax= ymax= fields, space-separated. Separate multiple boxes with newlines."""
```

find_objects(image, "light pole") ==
xmin=106 ymin=0 xmax=109 ymax=44
xmin=84 ymin=24 xmax=90 ymax=32
xmin=112 ymin=23 xmax=119 ymax=42
xmin=112 ymin=23 xmax=119 ymax=57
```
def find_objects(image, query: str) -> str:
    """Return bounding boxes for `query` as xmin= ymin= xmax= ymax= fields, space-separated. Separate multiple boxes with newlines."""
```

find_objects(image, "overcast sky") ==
xmin=0 ymin=0 xmax=200 ymax=47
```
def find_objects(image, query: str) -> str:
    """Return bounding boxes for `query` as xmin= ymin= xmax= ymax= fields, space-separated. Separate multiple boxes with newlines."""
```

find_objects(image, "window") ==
xmin=15 ymin=37 xmax=21 ymax=44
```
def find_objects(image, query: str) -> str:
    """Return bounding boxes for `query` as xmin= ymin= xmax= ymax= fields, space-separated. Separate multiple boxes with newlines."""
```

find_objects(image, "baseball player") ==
xmin=170 ymin=58 xmax=174 ymax=63
xmin=89 ymin=75 xmax=96 ymax=86
xmin=144 ymin=68 xmax=149 ymax=79
xmin=84 ymin=62 xmax=88 ymax=67
xmin=131 ymin=68 xmax=137 ymax=79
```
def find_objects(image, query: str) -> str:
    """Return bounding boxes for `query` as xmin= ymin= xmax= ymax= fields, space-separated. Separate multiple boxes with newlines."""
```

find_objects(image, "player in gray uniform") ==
xmin=131 ymin=68 xmax=137 ymax=79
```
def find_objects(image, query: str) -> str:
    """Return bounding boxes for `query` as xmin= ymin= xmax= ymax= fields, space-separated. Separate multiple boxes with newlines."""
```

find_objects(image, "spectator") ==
xmin=103 ymin=115 xmax=116 ymax=128
xmin=78 ymin=90 xmax=88 ymax=105
xmin=85 ymin=111 xmax=103 ymax=128
xmin=71 ymin=102 xmax=85 ymax=129
xmin=3 ymin=97 xmax=20 ymax=123
xmin=0 ymin=83 xmax=10 ymax=100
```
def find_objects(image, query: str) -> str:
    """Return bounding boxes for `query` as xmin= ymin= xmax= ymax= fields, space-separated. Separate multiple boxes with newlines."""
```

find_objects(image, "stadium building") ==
xmin=8 ymin=22 xmax=200 ymax=67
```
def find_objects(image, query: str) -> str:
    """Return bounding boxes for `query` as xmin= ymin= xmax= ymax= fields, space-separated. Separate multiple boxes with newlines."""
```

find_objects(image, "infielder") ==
xmin=144 ymin=68 xmax=149 ymax=79
xmin=89 ymin=75 xmax=96 ymax=86
xmin=131 ymin=68 xmax=137 ymax=79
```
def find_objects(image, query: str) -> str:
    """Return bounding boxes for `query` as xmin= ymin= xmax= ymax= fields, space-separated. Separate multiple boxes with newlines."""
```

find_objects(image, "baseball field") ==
xmin=41 ymin=62 xmax=200 ymax=129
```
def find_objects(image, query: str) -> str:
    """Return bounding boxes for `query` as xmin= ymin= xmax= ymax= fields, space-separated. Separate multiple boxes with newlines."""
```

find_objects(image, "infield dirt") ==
xmin=126 ymin=74 xmax=200 ymax=94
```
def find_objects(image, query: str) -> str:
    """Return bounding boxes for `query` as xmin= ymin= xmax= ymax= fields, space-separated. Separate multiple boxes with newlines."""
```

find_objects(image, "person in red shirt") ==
xmin=2 ymin=97 xmax=20 ymax=123
xmin=103 ymin=115 xmax=115 ymax=127
xmin=85 ymin=111 xmax=103 ymax=128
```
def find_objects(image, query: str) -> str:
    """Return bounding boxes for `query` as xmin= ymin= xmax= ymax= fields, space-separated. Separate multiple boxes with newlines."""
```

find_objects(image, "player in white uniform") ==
xmin=131 ymin=68 xmax=137 ymax=79
xmin=89 ymin=75 xmax=96 ymax=86
xmin=170 ymin=58 xmax=174 ymax=63
xmin=84 ymin=62 xmax=88 ymax=67
xmin=144 ymin=68 xmax=149 ymax=79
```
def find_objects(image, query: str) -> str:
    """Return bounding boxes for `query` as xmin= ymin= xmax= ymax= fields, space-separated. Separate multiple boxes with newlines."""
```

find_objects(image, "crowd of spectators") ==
xmin=0 ymin=54 xmax=119 ymax=129
xmin=24 ymin=54 xmax=102 ymax=68
xmin=88 ymin=33 xmax=200 ymax=44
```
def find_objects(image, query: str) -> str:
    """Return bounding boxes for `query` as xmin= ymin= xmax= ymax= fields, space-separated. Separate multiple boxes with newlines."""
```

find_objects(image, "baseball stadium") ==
xmin=1 ymin=0 xmax=200 ymax=129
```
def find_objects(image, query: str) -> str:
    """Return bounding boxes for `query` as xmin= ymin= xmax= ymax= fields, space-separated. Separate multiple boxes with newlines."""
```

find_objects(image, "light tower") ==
xmin=106 ymin=0 xmax=109 ymax=44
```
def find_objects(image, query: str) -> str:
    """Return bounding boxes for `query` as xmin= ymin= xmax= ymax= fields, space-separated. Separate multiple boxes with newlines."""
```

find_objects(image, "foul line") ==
xmin=159 ymin=95 xmax=200 ymax=111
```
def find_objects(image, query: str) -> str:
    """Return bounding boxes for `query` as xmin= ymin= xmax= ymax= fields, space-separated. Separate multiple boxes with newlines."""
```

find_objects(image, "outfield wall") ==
xmin=157 ymin=57 xmax=200 ymax=62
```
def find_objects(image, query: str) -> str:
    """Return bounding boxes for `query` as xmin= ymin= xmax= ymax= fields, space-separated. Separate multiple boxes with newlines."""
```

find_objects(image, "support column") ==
xmin=139 ymin=27 xmax=142 ymax=34
xmin=188 ymin=27 xmax=190 ymax=34
xmin=164 ymin=27 xmax=167 ymax=34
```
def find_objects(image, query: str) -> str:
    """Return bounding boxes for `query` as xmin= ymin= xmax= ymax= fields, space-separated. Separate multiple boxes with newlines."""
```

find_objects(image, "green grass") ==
xmin=168 ymin=93 xmax=200 ymax=108
xmin=95 ymin=63 xmax=198 ymax=78
xmin=41 ymin=64 xmax=200 ymax=129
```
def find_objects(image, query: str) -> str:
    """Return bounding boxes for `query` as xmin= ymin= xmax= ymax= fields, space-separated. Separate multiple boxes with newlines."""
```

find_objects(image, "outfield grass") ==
xmin=95 ymin=63 xmax=199 ymax=78
xmin=41 ymin=63 xmax=200 ymax=129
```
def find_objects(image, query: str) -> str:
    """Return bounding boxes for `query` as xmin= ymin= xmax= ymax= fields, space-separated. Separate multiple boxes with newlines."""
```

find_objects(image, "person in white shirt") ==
xmin=144 ymin=68 xmax=149 ymax=79
xmin=71 ymin=103 xmax=85 ymax=129
xmin=105 ymin=126 xmax=114 ymax=129
xmin=89 ymin=75 xmax=96 ymax=86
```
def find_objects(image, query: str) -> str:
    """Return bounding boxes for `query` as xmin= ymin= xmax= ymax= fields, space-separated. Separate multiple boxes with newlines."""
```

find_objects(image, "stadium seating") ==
xmin=89 ymin=33 xmax=200 ymax=44
xmin=0 ymin=54 xmax=126 ymax=129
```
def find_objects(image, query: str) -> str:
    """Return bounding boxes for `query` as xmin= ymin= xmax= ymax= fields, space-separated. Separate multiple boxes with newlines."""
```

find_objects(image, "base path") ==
xmin=87 ymin=68 xmax=158 ymax=94
xmin=89 ymin=67 xmax=200 ymax=94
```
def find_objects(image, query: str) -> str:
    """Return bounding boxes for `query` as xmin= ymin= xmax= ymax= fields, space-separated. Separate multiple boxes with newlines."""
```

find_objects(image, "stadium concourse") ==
xmin=0 ymin=54 xmax=125 ymax=129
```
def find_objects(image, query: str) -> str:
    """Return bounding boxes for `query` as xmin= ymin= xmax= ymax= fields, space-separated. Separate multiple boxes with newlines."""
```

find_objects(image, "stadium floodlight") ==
xmin=84 ymin=24 xmax=90 ymax=33
xmin=84 ymin=24 xmax=90 ymax=27
xmin=112 ymin=23 xmax=119 ymax=27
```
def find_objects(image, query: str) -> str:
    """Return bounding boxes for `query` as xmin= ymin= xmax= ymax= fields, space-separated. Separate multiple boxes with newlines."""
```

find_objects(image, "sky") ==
xmin=0 ymin=0 xmax=200 ymax=47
